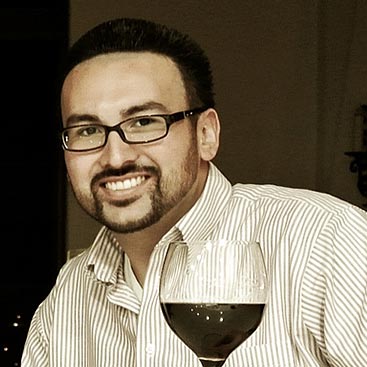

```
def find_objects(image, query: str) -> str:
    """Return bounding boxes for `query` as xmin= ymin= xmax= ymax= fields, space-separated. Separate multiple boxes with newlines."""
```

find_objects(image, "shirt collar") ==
xmin=85 ymin=227 xmax=123 ymax=284
xmin=175 ymin=162 xmax=232 ymax=241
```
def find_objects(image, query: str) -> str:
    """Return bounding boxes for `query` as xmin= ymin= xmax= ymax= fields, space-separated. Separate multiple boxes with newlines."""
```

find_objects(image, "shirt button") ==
xmin=146 ymin=343 xmax=155 ymax=355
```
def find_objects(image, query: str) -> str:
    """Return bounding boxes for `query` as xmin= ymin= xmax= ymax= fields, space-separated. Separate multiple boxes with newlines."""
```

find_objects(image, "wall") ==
xmin=65 ymin=0 xmax=366 ymax=252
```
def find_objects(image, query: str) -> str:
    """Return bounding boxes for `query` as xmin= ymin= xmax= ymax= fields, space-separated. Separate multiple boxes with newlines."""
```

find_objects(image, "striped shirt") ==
xmin=21 ymin=163 xmax=367 ymax=367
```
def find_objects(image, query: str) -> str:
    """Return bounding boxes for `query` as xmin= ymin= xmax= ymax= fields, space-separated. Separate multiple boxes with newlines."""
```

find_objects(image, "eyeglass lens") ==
xmin=63 ymin=116 xmax=168 ymax=150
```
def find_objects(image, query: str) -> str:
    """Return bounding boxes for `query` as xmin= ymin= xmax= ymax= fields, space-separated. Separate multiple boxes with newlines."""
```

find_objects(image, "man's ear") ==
xmin=197 ymin=108 xmax=220 ymax=161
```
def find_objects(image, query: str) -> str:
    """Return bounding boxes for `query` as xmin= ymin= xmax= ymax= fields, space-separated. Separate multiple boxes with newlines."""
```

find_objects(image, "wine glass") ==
xmin=159 ymin=240 xmax=268 ymax=367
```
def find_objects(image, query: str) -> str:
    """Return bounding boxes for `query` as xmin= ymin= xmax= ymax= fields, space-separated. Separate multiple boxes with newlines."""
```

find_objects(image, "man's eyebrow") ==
xmin=120 ymin=101 xmax=169 ymax=117
xmin=65 ymin=114 xmax=101 ymax=126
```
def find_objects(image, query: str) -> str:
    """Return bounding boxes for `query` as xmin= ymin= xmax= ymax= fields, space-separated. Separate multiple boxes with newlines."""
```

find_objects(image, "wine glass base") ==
xmin=199 ymin=357 xmax=226 ymax=367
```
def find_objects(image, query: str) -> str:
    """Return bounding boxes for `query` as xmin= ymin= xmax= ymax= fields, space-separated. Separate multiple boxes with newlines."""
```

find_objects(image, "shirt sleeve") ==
xmin=302 ymin=205 xmax=367 ymax=366
xmin=21 ymin=304 xmax=49 ymax=367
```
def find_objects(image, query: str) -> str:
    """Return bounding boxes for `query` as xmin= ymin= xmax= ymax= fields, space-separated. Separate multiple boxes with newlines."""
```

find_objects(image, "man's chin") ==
xmin=102 ymin=214 xmax=160 ymax=234
xmin=96 ymin=202 xmax=159 ymax=233
xmin=104 ymin=196 xmax=140 ymax=208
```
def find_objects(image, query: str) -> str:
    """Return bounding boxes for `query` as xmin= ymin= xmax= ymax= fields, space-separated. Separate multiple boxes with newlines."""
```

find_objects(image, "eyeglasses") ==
xmin=61 ymin=107 xmax=207 ymax=152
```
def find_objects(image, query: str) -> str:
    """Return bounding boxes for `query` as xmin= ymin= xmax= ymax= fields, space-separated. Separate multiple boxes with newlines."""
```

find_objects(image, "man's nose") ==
xmin=99 ymin=131 xmax=139 ymax=167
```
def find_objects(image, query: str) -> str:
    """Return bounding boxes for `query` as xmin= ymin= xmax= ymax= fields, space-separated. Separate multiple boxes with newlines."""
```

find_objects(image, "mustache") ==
xmin=91 ymin=163 xmax=160 ymax=186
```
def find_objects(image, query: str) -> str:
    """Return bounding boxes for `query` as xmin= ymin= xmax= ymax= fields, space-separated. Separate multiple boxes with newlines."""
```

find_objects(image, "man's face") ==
xmin=61 ymin=52 xmax=205 ymax=233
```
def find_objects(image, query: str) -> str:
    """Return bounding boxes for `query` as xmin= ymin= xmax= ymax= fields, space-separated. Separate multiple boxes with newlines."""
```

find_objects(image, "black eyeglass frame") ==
xmin=61 ymin=106 xmax=208 ymax=152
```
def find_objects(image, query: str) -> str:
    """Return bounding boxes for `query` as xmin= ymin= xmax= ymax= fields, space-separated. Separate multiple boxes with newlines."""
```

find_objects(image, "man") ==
xmin=22 ymin=17 xmax=367 ymax=367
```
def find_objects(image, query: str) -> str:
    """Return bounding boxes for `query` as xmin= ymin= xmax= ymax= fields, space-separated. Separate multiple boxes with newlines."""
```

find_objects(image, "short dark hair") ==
xmin=62 ymin=17 xmax=215 ymax=108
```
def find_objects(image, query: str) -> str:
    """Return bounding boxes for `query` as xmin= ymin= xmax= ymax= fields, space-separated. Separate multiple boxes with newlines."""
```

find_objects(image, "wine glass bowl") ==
xmin=159 ymin=240 xmax=268 ymax=367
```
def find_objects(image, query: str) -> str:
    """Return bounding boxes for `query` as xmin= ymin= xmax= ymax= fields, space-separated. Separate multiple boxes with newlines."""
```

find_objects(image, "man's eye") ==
xmin=133 ymin=118 xmax=155 ymax=127
xmin=77 ymin=126 xmax=103 ymax=136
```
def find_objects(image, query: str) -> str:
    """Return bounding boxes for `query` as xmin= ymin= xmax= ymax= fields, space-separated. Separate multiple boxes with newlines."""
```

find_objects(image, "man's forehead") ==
xmin=62 ymin=51 xmax=186 ymax=102
xmin=68 ymin=51 xmax=178 ymax=76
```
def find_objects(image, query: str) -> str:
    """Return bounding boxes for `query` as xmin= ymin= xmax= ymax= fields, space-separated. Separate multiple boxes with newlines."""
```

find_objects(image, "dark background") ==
xmin=0 ymin=1 xmax=69 ymax=365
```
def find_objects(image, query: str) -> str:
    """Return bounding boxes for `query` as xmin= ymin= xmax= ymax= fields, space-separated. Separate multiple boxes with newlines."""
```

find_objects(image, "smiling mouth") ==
xmin=104 ymin=175 xmax=146 ymax=191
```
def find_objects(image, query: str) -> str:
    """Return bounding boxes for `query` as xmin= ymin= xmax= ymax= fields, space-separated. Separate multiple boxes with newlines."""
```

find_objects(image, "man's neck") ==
xmin=113 ymin=222 xmax=167 ymax=285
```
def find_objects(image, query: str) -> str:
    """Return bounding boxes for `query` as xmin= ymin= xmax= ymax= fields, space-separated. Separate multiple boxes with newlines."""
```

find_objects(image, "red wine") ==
xmin=161 ymin=303 xmax=265 ymax=366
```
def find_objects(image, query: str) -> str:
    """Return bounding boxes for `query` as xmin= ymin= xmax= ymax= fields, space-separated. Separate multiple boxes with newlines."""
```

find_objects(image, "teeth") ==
xmin=105 ymin=176 xmax=145 ymax=191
